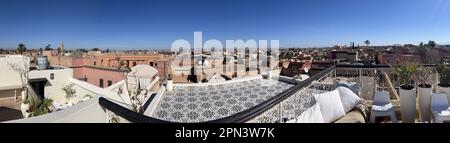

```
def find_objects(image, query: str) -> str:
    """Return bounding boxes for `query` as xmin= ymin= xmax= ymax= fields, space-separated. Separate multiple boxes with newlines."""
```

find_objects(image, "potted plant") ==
xmin=166 ymin=74 xmax=173 ymax=92
xmin=436 ymin=62 xmax=450 ymax=103
xmin=62 ymin=84 xmax=77 ymax=104
xmin=29 ymin=97 xmax=54 ymax=116
xmin=391 ymin=63 xmax=418 ymax=123
xmin=416 ymin=66 xmax=433 ymax=122
xmin=20 ymin=98 xmax=31 ymax=118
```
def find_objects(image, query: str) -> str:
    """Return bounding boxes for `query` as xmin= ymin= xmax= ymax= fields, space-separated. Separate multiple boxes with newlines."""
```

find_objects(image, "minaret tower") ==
xmin=60 ymin=42 xmax=65 ymax=56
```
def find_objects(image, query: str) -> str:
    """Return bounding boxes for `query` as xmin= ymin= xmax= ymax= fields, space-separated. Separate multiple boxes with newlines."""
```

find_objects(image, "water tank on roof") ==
xmin=37 ymin=56 xmax=48 ymax=70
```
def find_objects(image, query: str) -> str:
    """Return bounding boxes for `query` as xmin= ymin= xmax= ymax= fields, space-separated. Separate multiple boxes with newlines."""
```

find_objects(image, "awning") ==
xmin=29 ymin=78 xmax=48 ymax=83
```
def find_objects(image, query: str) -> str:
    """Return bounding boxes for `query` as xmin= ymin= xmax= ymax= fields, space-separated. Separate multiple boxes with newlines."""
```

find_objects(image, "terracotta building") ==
xmin=73 ymin=66 xmax=124 ymax=88
xmin=46 ymin=51 xmax=172 ymax=88
xmin=90 ymin=53 xmax=172 ymax=79
xmin=377 ymin=47 xmax=421 ymax=65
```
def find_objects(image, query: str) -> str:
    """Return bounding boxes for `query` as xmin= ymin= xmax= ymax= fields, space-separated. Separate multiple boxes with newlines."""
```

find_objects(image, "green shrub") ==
xmin=437 ymin=63 xmax=450 ymax=84
xmin=391 ymin=63 xmax=418 ymax=88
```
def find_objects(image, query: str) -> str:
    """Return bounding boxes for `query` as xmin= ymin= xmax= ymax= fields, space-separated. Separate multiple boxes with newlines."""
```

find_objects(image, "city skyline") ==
xmin=1 ymin=0 xmax=450 ymax=50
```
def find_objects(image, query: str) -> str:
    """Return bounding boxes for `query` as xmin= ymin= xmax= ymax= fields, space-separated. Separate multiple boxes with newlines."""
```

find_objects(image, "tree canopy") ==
xmin=364 ymin=40 xmax=370 ymax=46
xmin=16 ymin=43 xmax=27 ymax=54
xmin=44 ymin=44 xmax=53 ymax=50
xmin=428 ymin=40 xmax=436 ymax=48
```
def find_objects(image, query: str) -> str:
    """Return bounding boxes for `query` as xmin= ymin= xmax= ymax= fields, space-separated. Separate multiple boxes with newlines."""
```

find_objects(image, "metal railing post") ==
xmin=359 ymin=68 xmax=362 ymax=90
xmin=279 ymin=101 xmax=283 ymax=123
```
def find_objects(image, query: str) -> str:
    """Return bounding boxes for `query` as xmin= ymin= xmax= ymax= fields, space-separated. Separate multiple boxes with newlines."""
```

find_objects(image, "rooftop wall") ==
xmin=5 ymin=96 xmax=107 ymax=123
xmin=72 ymin=66 xmax=124 ymax=88
xmin=0 ymin=55 xmax=30 ymax=91
xmin=29 ymin=68 xmax=73 ymax=104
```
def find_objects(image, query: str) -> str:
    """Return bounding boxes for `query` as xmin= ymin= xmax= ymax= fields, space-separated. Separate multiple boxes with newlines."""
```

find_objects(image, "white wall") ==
xmin=29 ymin=68 xmax=73 ymax=104
xmin=5 ymin=96 xmax=108 ymax=123
xmin=69 ymin=78 xmax=131 ymax=106
xmin=174 ymin=75 xmax=262 ymax=87
xmin=71 ymin=83 xmax=97 ymax=103
xmin=0 ymin=55 xmax=30 ymax=93
xmin=0 ymin=89 xmax=20 ymax=98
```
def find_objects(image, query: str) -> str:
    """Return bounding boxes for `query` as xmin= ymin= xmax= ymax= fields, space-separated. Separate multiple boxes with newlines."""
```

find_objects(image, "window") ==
xmin=94 ymin=61 xmax=96 ymax=66
xmin=99 ymin=79 xmax=104 ymax=88
xmin=50 ymin=73 xmax=54 ymax=80
xmin=108 ymin=80 xmax=112 ymax=86
xmin=155 ymin=63 xmax=158 ymax=67
xmin=150 ymin=62 xmax=154 ymax=66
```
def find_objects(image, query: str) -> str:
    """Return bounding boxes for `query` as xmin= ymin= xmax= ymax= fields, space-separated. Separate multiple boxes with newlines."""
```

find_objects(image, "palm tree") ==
xmin=428 ymin=40 xmax=436 ymax=49
xmin=44 ymin=44 xmax=53 ymax=51
xmin=364 ymin=40 xmax=370 ymax=47
xmin=29 ymin=97 xmax=54 ymax=116
xmin=16 ymin=43 xmax=26 ymax=54
xmin=417 ymin=43 xmax=429 ymax=63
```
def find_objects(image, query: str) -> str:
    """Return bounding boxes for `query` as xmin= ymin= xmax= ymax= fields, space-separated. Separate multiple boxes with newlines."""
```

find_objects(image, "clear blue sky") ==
xmin=0 ymin=0 xmax=449 ymax=50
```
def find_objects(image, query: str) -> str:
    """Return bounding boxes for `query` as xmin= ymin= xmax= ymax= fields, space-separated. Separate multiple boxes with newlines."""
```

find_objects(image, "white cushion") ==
xmin=337 ymin=86 xmax=362 ymax=113
xmin=314 ymin=89 xmax=346 ymax=123
xmin=296 ymin=103 xmax=324 ymax=123
xmin=335 ymin=80 xmax=360 ymax=95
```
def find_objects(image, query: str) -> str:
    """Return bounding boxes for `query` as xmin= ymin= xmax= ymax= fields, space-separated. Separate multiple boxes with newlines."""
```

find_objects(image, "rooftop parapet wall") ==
xmin=5 ymin=96 xmax=108 ymax=123
xmin=0 ymin=55 xmax=30 ymax=91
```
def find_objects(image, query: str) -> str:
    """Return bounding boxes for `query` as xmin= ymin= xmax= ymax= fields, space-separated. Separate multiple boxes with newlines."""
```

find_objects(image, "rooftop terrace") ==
xmin=150 ymin=78 xmax=293 ymax=122
xmin=6 ymin=64 xmax=446 ymax=123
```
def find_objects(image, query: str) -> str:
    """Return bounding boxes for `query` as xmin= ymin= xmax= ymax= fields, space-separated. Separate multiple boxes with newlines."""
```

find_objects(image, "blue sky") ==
xmin=0 ymin=0 xmax=449 ymax=50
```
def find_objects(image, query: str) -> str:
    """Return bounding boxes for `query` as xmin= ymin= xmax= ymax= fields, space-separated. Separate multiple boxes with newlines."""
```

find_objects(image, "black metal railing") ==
xmin=99 ymin=97 xmax=171 ymax=123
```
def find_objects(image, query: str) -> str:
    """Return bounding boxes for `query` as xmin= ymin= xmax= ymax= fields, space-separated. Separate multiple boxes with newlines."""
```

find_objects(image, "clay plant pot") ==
xmin=418 ymin=84 xmax=432 ymax=123
xmin=20 ymin=103 xmax=31 ymax=118
xmin=399 ymin=85 xmax=417 ymax=123
xmin=437 ymin=83 xmax=450 ymax=104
